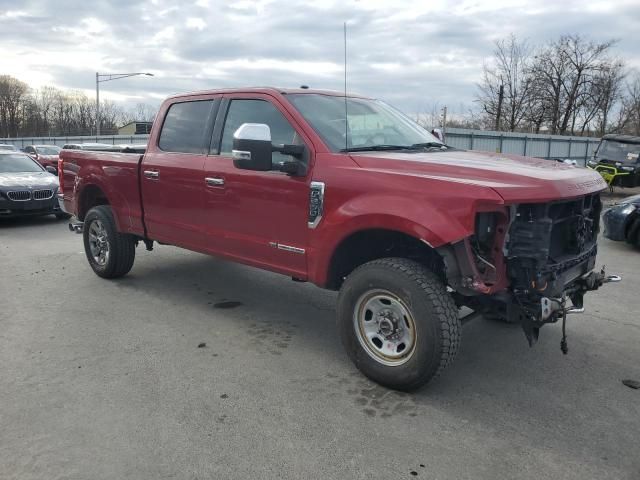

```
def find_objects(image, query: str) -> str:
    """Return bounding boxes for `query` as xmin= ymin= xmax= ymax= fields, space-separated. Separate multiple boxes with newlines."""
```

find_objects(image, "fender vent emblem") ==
xmin=308 ymin=181 xmax=325 ymax=229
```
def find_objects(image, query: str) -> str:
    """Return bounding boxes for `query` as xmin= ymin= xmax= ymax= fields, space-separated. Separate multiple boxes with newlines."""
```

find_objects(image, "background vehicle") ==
xmin=24 ymin=145 xmax=62 ymax=173
xmin=59 ymin=87 xmax=618 ymax=391
xmin=588 ymin=134 xmax=640 ymax=190
xmin=0 ymin=144 xmax=18 ymax=151
xmin=62 ymin=143 xmax=120 ymax=151
xmin=603 ymin=193 xmax=640 ymax=248
xmin=0 ymin=151 xmax=69 ymax=219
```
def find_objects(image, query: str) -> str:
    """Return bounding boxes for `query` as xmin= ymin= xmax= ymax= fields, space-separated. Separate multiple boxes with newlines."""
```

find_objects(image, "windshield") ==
xmin=596 ymin=140 xmax=640 ymax=164
xmin=36 ymin=146 xmax=61 ymax=155
xmin=287 ymin=94 xmax=444 ymax=152
xmin=0 ymin=154 xmax=44 ymax=173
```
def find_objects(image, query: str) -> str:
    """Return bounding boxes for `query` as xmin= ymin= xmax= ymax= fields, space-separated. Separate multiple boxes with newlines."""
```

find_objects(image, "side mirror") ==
xmin=431 ymin=128 xmax=444 ymax=142
xmin=232 ymin=123 xmax=273 ymax=171
xmin=45 ymin=166 xmax=57 ymax=175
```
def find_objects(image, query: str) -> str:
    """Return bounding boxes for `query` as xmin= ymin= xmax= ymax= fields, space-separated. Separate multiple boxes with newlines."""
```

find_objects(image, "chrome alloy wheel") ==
xmin=87 ymin=219 xmax=110 ymax=266
xmin=353 ymin=289 xmax=417 ymax=366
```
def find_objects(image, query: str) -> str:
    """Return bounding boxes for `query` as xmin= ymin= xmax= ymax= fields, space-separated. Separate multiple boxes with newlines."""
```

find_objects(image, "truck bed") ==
xmin=59 ymin=150 xmax=146 ymax=235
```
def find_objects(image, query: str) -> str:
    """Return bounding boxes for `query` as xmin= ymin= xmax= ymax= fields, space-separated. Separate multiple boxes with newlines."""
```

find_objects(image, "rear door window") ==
xmin=159 ymin=100 xmax=214 ymax=154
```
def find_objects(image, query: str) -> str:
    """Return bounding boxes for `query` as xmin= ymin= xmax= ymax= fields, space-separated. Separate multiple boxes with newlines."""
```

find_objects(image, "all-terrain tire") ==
xmin=337 ymin=257 xmax=461 ymax=391
xmin=83 ymin=205 xmax=136 ymax=279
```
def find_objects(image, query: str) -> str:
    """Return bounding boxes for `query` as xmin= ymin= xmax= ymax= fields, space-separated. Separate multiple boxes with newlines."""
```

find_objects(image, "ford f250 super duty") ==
xmin=59 ymin=87 xmax=620 ymax=391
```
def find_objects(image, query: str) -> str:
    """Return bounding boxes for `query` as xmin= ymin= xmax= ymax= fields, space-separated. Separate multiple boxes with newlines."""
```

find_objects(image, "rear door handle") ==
xmin=144 ymin=170 xmax=159 ymax=179
xmin=205 ymin=177 xmax=225 ymax=187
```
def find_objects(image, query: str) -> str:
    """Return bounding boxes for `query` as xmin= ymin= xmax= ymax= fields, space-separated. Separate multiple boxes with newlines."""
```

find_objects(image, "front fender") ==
xmin=308 ymin=194 xmax=476 ymax=286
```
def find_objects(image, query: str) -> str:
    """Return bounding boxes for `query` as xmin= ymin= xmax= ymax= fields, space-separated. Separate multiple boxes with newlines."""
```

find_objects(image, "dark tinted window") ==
xmin=220 ymin=99 xmax=301 ymax=164
xmin=159 ymin=100 xmax=213 ymax=154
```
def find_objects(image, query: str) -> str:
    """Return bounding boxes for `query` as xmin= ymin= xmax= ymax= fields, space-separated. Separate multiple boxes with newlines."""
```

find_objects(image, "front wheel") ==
xmin=337 ymin=258 xmax=461 ymax=391
xmin=83 ymin=205 xmax=136 ymax=278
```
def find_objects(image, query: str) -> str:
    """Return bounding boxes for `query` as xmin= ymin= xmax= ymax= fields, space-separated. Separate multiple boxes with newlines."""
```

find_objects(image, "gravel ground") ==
xmin=1 ymin=196 xmax=639 ymax=480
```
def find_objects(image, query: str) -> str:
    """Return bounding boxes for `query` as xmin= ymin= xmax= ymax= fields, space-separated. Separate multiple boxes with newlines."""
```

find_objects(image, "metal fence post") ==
xmin=547 ymin=136 xmax=552 ymax=159
xmin=499 ymin=135 xmax=503 ymax=153
xmin=567 ymin=137 xmax=572 ymax=159
xmin=523 ymin=135 xmax=528 ymax=156
xmin=585 ymin=140 xmax=593 ymax=163
xmin=470 ymin=131 xmax=474 ymax=150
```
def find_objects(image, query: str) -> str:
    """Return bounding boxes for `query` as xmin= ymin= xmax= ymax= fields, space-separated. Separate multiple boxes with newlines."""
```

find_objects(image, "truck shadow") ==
xmin=104 ymin=249 xmax=638 ymax=474
xmin=0 ymin=215 xmax=65 ymax=229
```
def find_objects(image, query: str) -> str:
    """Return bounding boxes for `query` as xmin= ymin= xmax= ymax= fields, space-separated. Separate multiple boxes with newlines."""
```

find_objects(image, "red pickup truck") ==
xmin=59 ymin=87 xmax=619 ymax=390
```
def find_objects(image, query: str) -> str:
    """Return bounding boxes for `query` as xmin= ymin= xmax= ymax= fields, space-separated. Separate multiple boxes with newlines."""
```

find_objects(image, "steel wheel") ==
xmin=353 ymin=289 xmax=417 ymax=366
xmin=87 ymin=219 xmax=110 ymax=266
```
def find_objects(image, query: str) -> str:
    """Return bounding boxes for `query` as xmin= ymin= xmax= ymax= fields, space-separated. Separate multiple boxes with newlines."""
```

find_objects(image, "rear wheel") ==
xmin=337 ymin=258 xmax=460 ymax=391
xmin=83 ymin=205 xmax=136 ymax=278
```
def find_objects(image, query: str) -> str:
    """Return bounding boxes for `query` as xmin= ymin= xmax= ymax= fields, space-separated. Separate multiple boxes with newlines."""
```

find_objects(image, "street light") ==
xmin=95 ymin=72 xmax=153 ymax=136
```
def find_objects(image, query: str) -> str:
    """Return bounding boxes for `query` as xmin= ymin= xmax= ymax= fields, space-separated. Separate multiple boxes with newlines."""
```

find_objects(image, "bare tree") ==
xmin=476 ymin=34 xmax=533 ymax=131
xmin=577 ymin=60 xmax=625 ymax=135
xmin=0 ymin=75 xmax=29 ymax=137
xmin=529 ymin=35 xmax=618 ymax=134
xmin=617 ymin=73 xmax=640 ymax=135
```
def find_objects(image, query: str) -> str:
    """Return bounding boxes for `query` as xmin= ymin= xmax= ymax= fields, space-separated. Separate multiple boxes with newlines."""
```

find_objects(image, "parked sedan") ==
xmin=603 ymin=193 xmax=640 ymax=248
xmin=24 ymin=145 xmax=62 ymax=173
xmin=0 ymin=151 xmax=70 ymax=219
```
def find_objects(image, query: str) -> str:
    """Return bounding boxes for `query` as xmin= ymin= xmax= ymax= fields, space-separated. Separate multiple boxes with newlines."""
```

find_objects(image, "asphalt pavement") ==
xmin=1 ymin=208 xmax=639 ymax=480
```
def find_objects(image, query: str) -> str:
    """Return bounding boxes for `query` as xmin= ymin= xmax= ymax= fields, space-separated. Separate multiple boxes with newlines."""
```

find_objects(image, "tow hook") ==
xmin=603 ymin=274 xmax=622 ymax=283
xmin=556 ymin=267 xmax=621 ymax=355
xmin=68 ymin=221 xmax=83 ymax=234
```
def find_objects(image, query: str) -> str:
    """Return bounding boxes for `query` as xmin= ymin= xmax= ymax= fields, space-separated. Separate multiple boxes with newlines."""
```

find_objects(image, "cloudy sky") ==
xmin=1 ymin=0 xmax=639 ymax=115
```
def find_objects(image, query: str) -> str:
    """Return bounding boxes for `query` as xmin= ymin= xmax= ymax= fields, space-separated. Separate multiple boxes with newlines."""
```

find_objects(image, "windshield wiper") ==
xmin=410 ymin=142 xmax=448 ymax=150
xmin=340 ymin=142 xmax=449 ymax=153
xmin=340 ymin=144 xmax=416 ymax=152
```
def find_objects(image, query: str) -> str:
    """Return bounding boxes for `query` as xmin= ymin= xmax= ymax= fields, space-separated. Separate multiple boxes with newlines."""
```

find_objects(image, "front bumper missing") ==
xmin=516 ymin=267 xmax=621 ymax=348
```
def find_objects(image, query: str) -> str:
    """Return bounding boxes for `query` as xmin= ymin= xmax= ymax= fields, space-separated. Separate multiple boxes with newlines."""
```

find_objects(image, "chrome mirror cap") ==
xmin=233 ymin=123 xmax=272 ymax=142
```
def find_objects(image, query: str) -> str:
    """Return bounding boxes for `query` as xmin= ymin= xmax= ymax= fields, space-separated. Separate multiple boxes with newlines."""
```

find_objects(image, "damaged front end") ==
xmin=442 ymin=193 xmax=621 ymax=351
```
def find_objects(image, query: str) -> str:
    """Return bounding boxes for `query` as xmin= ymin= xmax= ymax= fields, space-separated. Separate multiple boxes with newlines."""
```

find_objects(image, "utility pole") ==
xmin=95 ymin=72 xmax=153 ymax=137
xmin=95 ymin=72 xmax=100 ymax=136
xmin=442 ymin=106 xmax=447 ymax=135
xmin=495 ymin=83 xmax=504 ymax=131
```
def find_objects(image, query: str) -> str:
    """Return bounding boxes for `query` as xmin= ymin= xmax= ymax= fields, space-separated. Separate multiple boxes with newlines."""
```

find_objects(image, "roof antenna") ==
xmin=343 ymin=21 xmax=348 ymax=151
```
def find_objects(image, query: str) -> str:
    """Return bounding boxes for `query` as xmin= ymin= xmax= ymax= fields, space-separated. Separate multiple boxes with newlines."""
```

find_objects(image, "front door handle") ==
xmin=205 ymin=177 xmax=225 ymax=187
xmin=144 ymin=170 xmax=159 ymax=179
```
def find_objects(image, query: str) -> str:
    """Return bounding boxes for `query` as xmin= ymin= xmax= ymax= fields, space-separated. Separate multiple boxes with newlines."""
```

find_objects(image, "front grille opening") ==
xmin=33 ymin=189 xmax=54 ymax=200
xmin=508 ymin=193 xmax=601 ymax=265
xmin=7 ymin=191 xmax=30 ymax=201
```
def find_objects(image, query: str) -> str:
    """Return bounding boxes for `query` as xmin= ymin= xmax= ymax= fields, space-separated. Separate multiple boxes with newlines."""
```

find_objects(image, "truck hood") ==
xmin=0 ymin=171 xmax=59 ymax=190
xmin=350 ymin=149 xmax=607 ymax=203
